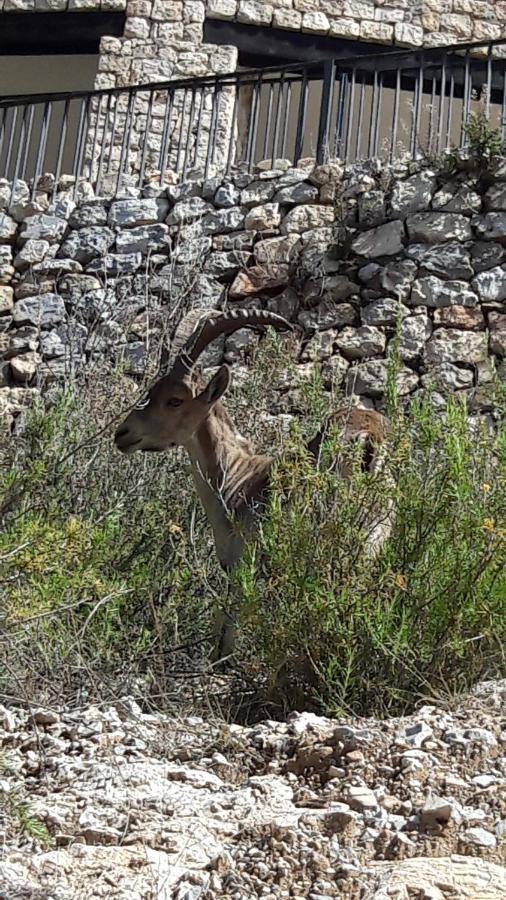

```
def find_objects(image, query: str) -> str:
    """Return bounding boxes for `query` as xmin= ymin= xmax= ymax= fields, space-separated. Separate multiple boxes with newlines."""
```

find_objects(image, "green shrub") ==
xmin=0 ymin=342 xmax=504 ymax=719
xmin=233 ymin=394 xmax=506 ymax=716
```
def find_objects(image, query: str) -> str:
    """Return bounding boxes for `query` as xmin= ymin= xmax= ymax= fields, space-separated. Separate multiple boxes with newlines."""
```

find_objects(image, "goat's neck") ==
xmin=185 ymin=403 xmax=272 ymax=570
xmin=186 ymin=402 xmax=271 ymax=513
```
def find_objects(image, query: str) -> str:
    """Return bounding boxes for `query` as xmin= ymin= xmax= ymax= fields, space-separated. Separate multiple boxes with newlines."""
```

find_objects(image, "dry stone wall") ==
xmin=1 ymin=156 xmax=505 ymax=434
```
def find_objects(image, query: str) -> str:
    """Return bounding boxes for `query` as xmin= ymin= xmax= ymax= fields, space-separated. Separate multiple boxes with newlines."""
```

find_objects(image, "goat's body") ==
xmin=186 ymin=403 xmax=392 ymax=573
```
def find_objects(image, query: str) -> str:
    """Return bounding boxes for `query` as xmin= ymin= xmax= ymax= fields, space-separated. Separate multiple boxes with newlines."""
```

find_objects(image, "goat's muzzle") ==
xmin=114 ymin=425 xmax=142 ymax=453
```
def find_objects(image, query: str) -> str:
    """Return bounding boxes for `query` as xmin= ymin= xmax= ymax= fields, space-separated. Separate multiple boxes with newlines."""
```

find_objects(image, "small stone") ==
xmin=202 ymin=207 xmax=246 ymax=234
xmin=298 ymin=302 xmax=355 ymax=331
xmin=214 ymin=183 xmax=241 ymax=207
xmin=361 ymin=298 xmax=409 ymax=326
xmin=407 ymin=213 xmax=472 ymax=243
xmin=346 ymin=359 xmax=418 ymax=398
xmin=10 ymin=353 xmax=40 ymax=384
xmin=425 ymin=330 xmax=487 ymax=366
xmin=19 ymin=214 xmax=67 ymax=244
xmin=346 ymin=786 xmax=378 ymax=811
xmin=336 ymin=325 xmax=386 ymax=361
xmin=245 ymin=204 xmax=281 ymax=232
xmin=352 ymin=221 xmax=404 ymax=258
xmin=13 ymin=295 xmax=66 ymax=328
xmin=420 ymin=796 xmax=453 ymax=827
xmin=390 ymin=171 xmax=436 ymax=217
xmin=274 ymin=182 xmax=319 ymax=205
xmin=109 ymin=198 xmax=168 ymax=228
xmin=472 ymin=266 xmax=506 ymax=302
xmin=0 ymin=286 xmax=14 ymax=314
xmin=281 ymin=205 xmax=335 ymax=234
xmin=433 ymin=306 xmax=485 ymax=330
xmin=410 ymin=276 xmax=478 ymax=308
xmin=229 ymin=266 xmax=289 ymax=297
xmin=463 ymin=827 xmax=497 ymax=849
xmin=472 ymin=774 xmax=498 ymax=788
xmin=399 ymin=314 xmax=432 ymax=362
xmin=407 ymin=242 xmax=473 ymax=281
xmin=59 ymin=227 xmax=115 ymax=264
xmin=33 ymin=708 xmax=60 ymax=725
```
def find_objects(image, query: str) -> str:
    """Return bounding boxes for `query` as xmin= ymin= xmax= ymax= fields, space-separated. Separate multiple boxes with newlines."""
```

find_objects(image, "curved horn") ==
xmin=170 ymin=307 xmax=221 ymax=360
xmin=172 ymin=309 xmax=293 ymax=376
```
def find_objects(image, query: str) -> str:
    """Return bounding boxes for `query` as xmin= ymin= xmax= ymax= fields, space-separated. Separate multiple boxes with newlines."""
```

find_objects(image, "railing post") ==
xmin=317 ymin=59 xmax=335 ymax=164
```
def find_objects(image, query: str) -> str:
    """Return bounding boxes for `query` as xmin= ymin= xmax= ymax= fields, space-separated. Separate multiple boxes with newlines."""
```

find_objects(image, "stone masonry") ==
xmin=1 ymin=156 xmax=505 ymax=435
xmin=2 ymin=2 xmax=506 ymax=53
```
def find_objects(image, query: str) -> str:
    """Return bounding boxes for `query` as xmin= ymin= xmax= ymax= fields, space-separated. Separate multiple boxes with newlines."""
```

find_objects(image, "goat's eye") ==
xmin=167 ymin=398 xmax=183 ymax=407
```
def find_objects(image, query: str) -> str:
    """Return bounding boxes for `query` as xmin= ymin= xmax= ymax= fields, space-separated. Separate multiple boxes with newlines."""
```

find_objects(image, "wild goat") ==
xmin=115 ymin=309 xmax=394 ymax=655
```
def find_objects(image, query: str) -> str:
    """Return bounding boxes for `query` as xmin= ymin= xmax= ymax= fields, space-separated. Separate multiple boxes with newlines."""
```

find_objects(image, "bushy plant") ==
xmin=0 ymin=335 xmax=504 ymax=718
xmin=233 ymin=393 xmax=506 ymax=716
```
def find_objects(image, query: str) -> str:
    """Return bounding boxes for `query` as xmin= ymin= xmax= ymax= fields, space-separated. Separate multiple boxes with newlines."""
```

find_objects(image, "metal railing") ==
xmin=1 ymin=38 xmax=506 ymax=197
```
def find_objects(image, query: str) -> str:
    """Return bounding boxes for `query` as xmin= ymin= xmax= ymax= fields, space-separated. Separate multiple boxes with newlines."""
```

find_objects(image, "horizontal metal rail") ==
xmin=1 ymin=38 xmax=505 ymax=196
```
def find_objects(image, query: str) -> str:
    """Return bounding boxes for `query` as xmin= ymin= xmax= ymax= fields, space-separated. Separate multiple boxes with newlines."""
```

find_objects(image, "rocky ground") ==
xmin=0 ymin=680 xmax=505 ymax=899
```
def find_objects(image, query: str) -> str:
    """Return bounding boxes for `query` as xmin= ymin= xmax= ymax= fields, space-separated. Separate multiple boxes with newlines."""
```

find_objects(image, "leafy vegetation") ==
xmin=0 ymin=338 xmax=504 ymax=719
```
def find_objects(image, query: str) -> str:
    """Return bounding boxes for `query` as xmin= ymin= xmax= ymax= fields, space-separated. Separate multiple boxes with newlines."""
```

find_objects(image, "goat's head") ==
xmin=114 ymin=308 xmax=291 ymax=454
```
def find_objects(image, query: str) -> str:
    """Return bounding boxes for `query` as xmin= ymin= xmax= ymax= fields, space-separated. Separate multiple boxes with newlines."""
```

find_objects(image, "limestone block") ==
xmin=0 ymin=286 xmax=14 ymax=314
xmin=229 ymin=266 xmax=289 ymax=296
xmin=274 ymin=182 xmax=319 ymax=204
xmin=58 ymin=227 xmax=115 ymax=264
xmin=109 ymin=199 xmax=167 ymax=227
xmin=68 ymin=0 xmax=101 ymax=8
xmin=0 ymin=213 xmax=17 ymax=244
xmin=351 ymin=221 xmax=404 ymax=257
xmin=202 ymin=207 xmax=246 ymax=234
xmin=473 ymin=212 xmax=506 ymax=241
xmin=35 ymin=0 xmax=68 ymax=9
xmin=343 ymin=0 xmax=374 ymax=16
xmin=273 ymin=9 xmax=302 ymax=29
xmin=473 ymin=21 xmax=502 ymax=41
xmin=361 ymin=297 xmax=409 ymax=326
xmin=19 ymin=215 xmax=67 ymax=245
xmin=14 ymin=240 xmax=51 ymax=271
xmin=116 ymin=224 xmax=170 ymax=254
xmin=298 ymin=301 xmax=355 ymax=330
xmin=183 ymin=0 xmax=205 ymax=21
xmin=237 ymin=0 xmax=273 ymax=25
xmin=390 ymin=171 xmax=436 ymax=217
xmin=336 ymin=325 xmax=386 ymax=360
xmin=422 ymin=362 xmax=474 ymax=392
xmin=394 ymin=22 xmax=423 ymax=45
xmin=301 ymin=11 xmax=330 ymax=32
xmin=410 ymin=276 xmax=478 ymax=308
xmin=346 ymin=359 xmax=418 ymax=397
xmin=245 ymin=204 xmax=282 ymax=231
xmin=489 ymin=312 xmax=506 ymax=356
xmin=406 ymin=213 xmax=472 ymax=243
xmin=440 ymin=13 xmax=473 ymax=37
xmin=406 ymin=242 xmax=473 ymax=281
xmin=281 ymin=205 xmax=335 ymax=233
xmin=4 ymin=0 xmax=36 ymax=8
xmin=433 ymin=306 xmax=485 ymax=330
xmin=87 ymin=253 xmax=143 ymax=275
xmin=472 ymin=266 xmax=506 ymax=302
xmin=328 ymin=16 xmax=359 ymax=37
xmin=124 ymin=16 xmax=151 ymax=38
xmin=359 ymin=21 xmax=394 ymax=43
xmin=425 ymin=330 xmax=487 ymax=365
xmin=206 ymin=0 xmax=237 ymax=18
xmin=151 ymin=0 xmax=182 ymax=20
xmin=398 ymin=313 xmax=431 ymax=362
xmin=13 ymin=295 xmax=66 ymax=328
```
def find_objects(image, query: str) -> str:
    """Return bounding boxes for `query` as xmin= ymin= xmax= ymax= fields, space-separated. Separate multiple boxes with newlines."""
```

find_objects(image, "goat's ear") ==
xmin=201 ymin=365 xmax=230 ymax=406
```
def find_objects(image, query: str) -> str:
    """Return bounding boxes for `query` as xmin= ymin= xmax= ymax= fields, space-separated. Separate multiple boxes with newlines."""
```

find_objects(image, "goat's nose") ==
xmin=115 ymin=426 xmax=128 ymax=441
